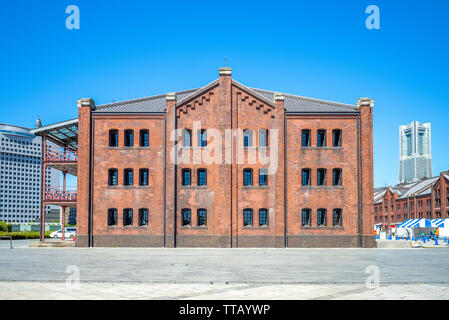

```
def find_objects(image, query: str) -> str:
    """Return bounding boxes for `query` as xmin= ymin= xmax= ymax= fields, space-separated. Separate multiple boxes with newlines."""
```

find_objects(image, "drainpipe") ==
xmin=357 ymin=114 xmax=361 ymax=248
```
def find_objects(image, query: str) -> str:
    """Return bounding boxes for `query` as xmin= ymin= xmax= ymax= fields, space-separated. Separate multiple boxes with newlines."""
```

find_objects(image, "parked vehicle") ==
xmin=50 ymin=227 xmax=76 ymax=239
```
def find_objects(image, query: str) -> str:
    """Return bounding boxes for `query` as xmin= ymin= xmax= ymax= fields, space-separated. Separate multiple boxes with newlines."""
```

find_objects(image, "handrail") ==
xmin=44 ymin=187 xmax=78 ymax=201
xmin=0 ymin=236 xmax=13 ymax=249
xmin=45 ymin=147 xmax=78 ymax=162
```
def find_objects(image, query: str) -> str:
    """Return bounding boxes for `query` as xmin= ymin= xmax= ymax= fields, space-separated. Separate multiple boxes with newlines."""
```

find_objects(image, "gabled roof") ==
xmin=93 ymin=78 xmax=358 ymax=114
xmin=398 ymin=177 xmax=439 ymax=199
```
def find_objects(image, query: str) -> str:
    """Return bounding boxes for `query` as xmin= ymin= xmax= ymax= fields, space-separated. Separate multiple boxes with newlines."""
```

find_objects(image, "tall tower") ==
xmin=399 ymin=121 xmax=432 ymax=183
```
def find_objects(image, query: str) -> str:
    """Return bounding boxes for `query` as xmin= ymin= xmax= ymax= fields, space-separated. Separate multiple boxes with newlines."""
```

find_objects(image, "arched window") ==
xmin=197 ymin=168 xmax=207 ymax=186
xmin=243 ymin=129 xmax=253 ymax=147
xmin=243 ymin=168 xmax=253 ymax=186
xmin=301 ymin=209 xmax=311 ymax=226
xmin=317 ymin=208 xmax=327 ymax=226
xmin=197 ymin=208 xmax=207 ymax=226
xmin=259 ymin=208 xmax=268 ymax=226
xmin=108 ymin=169 xmax=118 ymax=186
xmin=123 ymin=208 xmax=133 ymax=226
xmin=317 ymin=168 xmax=326 ymax=186
xmin=182 ymin=169 xmax=191 ymax=186
xmin=108 ymin=208 xmax=117 ymax=226
xmin=301 ymin=169 xmax=311 ymax=186
xmin=124 ymin=169 xmax=133 ymax=186
xmin=198 ymin=129 xmax=207 ymax=147
xmin=301 ymin=129 xmax=311 ymax=147
xmin=317 ymin=129 xmax=326 ymax=147
xmin=139 ymin=208 xmax=148 ymax=226
xmin=259 ymin=129 xmax=268 ymax=147
xmin=259 ymin=169 xmax=268 ymax=186
xmin=183 ymin=129 xmax=192 ymax=147
xmin=140 ymin=129 xmax=149 ymax=147
xmin=333 ymin=168 xmax=342 ymax=186
xmin=243 ymin=209 xmax=253 ymax=226
xmin=109 ymin=130 xmax=118 ymax=147
xmin=182 ymin=209 xmax=191 ymax=226
xmin=139 ymin=169 xmax=149 ymax=186
xmin=124 ymin=130 xmax=134 ymax=147
xmin=332 ymin=129 xmax=342 ymax=147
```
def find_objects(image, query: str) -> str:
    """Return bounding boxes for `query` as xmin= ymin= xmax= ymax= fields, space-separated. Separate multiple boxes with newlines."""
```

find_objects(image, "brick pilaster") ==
xmin=357 ymin=98 xmax=374 ymax=247
xmin=76 ymin=98 xmax=94 ymax=247
xmin=165 ymin=93 xmax=177 ymax=247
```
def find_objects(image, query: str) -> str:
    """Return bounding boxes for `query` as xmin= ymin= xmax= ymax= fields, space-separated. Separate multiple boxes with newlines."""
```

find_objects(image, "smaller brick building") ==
xmin=374 ymin=171 xmax=449 ymax=231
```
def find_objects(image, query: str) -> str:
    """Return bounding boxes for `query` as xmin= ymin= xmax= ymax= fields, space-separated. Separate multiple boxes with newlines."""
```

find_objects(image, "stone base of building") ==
xmin=287 ymin=234 xmax=376 ymax=248
xmin=76 ymin=234 xmax=376 ymax=248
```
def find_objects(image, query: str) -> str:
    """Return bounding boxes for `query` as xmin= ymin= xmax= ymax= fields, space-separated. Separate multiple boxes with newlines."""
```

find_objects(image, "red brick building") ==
xmin=374 ymin=172 xmax=449 ymax=232
xmin=36 ymin=68 xmax=375 ymax=247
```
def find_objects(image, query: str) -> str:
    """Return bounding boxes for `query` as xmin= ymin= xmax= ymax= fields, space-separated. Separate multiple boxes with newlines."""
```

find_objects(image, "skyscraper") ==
xmin=399 ymin=121 xmax=432 ymax=183
xmin=0 ymin=123 xmax=59 ymax=223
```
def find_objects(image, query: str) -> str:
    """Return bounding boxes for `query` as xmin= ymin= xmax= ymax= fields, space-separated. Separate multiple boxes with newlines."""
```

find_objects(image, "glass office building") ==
xmin=0 ymin=123 xmax=59 ymax=223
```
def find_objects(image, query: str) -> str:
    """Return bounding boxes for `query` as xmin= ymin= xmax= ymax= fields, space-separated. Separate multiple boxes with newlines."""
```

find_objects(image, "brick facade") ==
xmin=76 ymin=68 xmax=375 ymax=248
xmin=374 ymin=172 xmax=449 ymax=232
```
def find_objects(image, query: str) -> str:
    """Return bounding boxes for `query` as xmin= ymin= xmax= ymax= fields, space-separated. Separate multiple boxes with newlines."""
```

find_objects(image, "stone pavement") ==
xmin=0 ymin=281 xmax=448 ymax=300
xmin=1 ymin=241 xmax=449 ymax=299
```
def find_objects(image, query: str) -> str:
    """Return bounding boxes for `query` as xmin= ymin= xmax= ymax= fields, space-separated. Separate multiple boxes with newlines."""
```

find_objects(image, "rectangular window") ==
xmin=333 ymin=169 xmax=342 ymax=186
xmin=317 ymin=209 xmax=327 ymax=226
xmin=140 ymin=130 xmax=149 ymax=147
xmin=182 ymin=169 xmax=191 ymax=186
xmin=197 ymin=209 xmax=207 ymax=226
xmin=124 ymin=130 xmax=134 ymax=147
xmin=301 ymin=130 xmax=310 ymax=147
xmin=198 ymin=169 xmax=207 ymax=186
xmin=108 ymin=169 xmax=118 ymax=186
xmin=333 ymin=129 xmax=342 ymax=147
xmin=108 ymin=208 xmax=117 ymax=226
xmin=124 ymin=169 xmax=133 ymax=186
xmin=123 ymin=208 xmax=133 ymax=226
xmin=302 ymin=209 xmax=311 ymax=226
xmin=243 ymin=169 xmax=253 ymax=186
xmin=243 ymin=209 xmax=253 ymax=226
xmin=302 ymin=169 xmax=311 ymax=186
xmin=259 ymin=129 xmax=268 ymax=147
xmin=139 ymin=208 xmax=148 ymax=226
xmin=259 ymin=169 xmax=268 ymax=186
xmin=317 ymin=168 xmax=326 ymax=186
xmin=333 ymin=209 xmax=342 ymax=226
xmin=139 ymin=169 xmax=149 ymax=186
xmin=259 ymin=209 xmax=268 ymax=226
xmin=109 ymin=130 xmax=118 ymax=147
xmin=182 ymin=209 xmax=191 ymax=226
xmin=317 ymin=130 xmax=326 ymax=147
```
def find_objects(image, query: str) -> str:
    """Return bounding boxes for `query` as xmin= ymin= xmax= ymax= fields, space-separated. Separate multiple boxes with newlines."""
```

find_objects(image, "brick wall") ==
xmin=76 ymin=70 xmax=375 ymax=248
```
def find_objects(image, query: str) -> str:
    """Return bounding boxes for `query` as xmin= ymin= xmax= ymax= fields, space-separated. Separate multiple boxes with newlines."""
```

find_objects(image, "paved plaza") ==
xmin=1 ymin=240 xmax=449 ymax=299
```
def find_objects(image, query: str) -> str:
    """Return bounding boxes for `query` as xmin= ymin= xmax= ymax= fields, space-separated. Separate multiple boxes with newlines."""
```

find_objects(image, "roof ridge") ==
xmin=251 ymin=87 xmax=356 ymax=110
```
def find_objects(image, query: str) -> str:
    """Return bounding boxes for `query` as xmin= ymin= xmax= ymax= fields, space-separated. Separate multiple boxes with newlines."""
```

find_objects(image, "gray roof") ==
xmin=251 ymin=88 xmax=357 ymax=113
xmin=398 ymin=177 xmax=439 ymax=199
xmin=94 ymin=89 xmax=197 ymax=113
xmin=94 ymin=79 xmax=358 ymax=114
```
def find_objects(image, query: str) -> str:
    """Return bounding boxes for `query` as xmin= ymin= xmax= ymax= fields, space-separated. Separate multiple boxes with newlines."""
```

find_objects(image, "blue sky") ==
xmin=0 ymin=0 xmax=448 ymax=187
